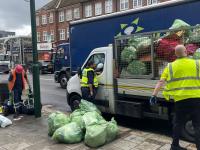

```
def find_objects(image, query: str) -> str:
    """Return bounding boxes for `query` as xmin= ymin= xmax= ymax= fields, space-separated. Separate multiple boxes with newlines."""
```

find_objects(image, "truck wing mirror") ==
xmin=77 ymin=67 xmax=82 ymax=78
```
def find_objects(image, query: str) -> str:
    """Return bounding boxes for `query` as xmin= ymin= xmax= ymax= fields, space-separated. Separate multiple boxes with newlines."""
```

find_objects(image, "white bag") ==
xmin=0 ymin=115 xmax=12 ymax=128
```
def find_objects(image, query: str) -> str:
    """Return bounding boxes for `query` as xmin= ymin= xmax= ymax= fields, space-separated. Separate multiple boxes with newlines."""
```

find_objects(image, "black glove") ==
xmin=149 ymin=95 xmax=157 ymax=105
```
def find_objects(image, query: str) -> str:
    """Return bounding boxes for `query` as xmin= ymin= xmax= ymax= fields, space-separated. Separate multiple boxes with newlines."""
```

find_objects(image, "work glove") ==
xmin=149 ymin=95 xmax=157 ymax=105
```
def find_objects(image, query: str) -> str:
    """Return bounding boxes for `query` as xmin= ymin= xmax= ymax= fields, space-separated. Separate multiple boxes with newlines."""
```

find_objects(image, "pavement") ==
xmin=0 ymin=105 xmax=197 ymax=150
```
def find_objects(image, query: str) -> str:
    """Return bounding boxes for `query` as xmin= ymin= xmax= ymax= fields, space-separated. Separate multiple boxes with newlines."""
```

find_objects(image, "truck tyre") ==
xmin=181 ymin=119 xmax=195 ymax=142
xmin=60 ymin=74 xmax=67 ymax=89
xmin=69 ymin=95 xmax=81 ymax=111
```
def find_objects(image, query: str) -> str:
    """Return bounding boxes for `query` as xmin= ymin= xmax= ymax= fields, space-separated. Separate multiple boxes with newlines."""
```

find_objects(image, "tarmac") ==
xmin=0 ymin=105 xmax=197 ymax=150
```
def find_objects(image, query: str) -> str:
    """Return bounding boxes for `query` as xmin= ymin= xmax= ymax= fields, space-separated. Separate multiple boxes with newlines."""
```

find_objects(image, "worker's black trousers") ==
xmin=172 ymin=98 xmax=200 ymax=149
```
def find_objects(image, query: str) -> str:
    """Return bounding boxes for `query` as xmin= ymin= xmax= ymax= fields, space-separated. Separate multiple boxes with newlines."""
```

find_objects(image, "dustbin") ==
xmin=0 ymin=80 xmax=9 ymax=105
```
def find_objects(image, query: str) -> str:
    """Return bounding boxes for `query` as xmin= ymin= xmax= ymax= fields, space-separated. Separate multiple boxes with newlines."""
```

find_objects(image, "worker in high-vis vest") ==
xmin=81 ymin=61 xmax=98 ymax=102
xmin=150 ymin=45 xmax=200 ymax=150
xmin=8 ymin=64 xmax=27 ymax=120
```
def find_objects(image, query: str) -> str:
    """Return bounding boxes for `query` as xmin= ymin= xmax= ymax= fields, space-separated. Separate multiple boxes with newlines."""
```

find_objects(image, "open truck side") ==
xmin=67 ymin=0 xmax=200 ymax=140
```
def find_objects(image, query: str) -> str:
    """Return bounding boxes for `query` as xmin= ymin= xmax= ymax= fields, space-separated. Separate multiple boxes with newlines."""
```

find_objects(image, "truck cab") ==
xmin=54 ymin=43 xmax=70 ymax=88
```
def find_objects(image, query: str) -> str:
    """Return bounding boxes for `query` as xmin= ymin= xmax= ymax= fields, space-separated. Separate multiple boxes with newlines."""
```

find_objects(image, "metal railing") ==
xmin=115 ymin=25 xmax=200 ymax=79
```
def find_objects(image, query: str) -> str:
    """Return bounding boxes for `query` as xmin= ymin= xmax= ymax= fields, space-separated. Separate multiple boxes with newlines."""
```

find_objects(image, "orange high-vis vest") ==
xmin=8 ymin=70 xmax=26 ymax=91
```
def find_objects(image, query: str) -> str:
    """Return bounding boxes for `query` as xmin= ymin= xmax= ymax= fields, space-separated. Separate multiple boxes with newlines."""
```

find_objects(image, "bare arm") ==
xmin=152 ymin=79 xmax=166 ymax=96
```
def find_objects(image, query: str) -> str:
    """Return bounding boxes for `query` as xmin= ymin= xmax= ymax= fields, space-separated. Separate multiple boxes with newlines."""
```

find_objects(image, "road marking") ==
xmin=40 ymin=78 xmax=54 ymax=81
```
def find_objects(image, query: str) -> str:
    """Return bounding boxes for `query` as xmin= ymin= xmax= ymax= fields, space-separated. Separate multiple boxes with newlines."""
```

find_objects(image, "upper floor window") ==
xmin=36 ymin=16 xmax=40 ymax=26
xmin=66 ymin=27 xmax=69 ymax=39
xmin=120 ymin=0 xmax=129 ymax=11
xmin=43 ymin=31 xmax=48 ymax=41
xmin=66 ymin=9 xmax=72 ymax=21
xmin=59 ymin=11 xmax=65 ymax=22
xmin=59 ymin=29 xmax=65 ymax=40
xmin=49 ymin=12 xmax=54 ymax=23
xmin=50 ymin=30 xmax=54 ymax=41
xmin=42 ymin=15 xmax=47 ymax=25
xmin=105 ymin=0 xmax=113 ymax=14
xmin=85 ymin=4 xmax=92 ymax=18
xmin=37 ymin=32 xmax=40 ymax=42
xmin=148 ymin=0 xmax=158 ymax=5
xmin=95 ymin=2 xmax=102 ymax=16
xmin=133 ymin=0 xmax=142 ymax=8
xmin=74 ymin=8 xmax=80 ymax=19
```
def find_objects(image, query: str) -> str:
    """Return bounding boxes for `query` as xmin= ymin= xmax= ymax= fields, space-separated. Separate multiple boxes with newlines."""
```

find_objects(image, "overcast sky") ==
xmin=0 ymin=0 xmax=50 ymax=36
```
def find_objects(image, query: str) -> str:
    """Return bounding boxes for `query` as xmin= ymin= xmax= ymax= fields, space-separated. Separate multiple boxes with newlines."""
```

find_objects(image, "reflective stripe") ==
xmin=165 ymin=86 xmax=200 ymax=92
xmin=169 ymin=63 xmax=173 ymax=80
xmin=196 ymin=60 xmax=200 ymax=79
xmin=167 ymin=77 xmax=200 ymax=83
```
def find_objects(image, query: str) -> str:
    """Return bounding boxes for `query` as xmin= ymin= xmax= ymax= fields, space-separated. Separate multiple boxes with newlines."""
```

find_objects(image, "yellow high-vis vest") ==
xmin=81 ymin=68 xmax=98 ymax=88
xmin=163 ymin=57 xmax=200 ymax=102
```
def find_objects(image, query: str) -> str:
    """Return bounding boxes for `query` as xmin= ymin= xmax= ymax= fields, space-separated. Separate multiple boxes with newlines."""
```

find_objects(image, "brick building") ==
xmin=36 ymin=0 xmax=172 ymax=51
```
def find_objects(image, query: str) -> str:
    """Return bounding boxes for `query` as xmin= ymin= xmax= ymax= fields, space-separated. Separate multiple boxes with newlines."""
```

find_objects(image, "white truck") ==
xmin=67 ymin=24 xmax=200 ymax=141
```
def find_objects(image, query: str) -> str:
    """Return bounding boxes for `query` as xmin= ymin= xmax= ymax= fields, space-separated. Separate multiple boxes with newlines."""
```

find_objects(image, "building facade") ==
xmin=0 ymin=30 xmax=15 ymax=38
xmin=36 ymin=0 xmax=171 ymax=49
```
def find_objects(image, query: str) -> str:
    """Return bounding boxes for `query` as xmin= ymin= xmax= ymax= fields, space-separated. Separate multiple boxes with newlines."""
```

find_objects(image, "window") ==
xmin=37 ymin=32 xmax=40 ymax=42
xmin=133 ymin=0 xmax=142 ymax=8
xmin=50 ymin=30 xmax=54 ymax=41
xmin=66 ymin=27 xmax=69 ymax=39
xmin=49 ymin=12 xmax=54 ymax=23
xmin=43 ymin=31 xmax=48 ymax=41
xmin=59 ymin=29 xmax=65 ymax=40
xmin=148 ymin=0 xmax=158 ymax=5
xmin=59 ymin=11 xmax=65 ymax=22
xmin=84 ymin=53 xmax=105 ymax=75
xmin=36 ymin=16 xmax=40 ymax=26
xmin=120 ymin=0 xmax=129 ymax=11
xmin=42 ymin=15 xmax=47 ymax=25
xmin=66 ymin=9 xmax=72 ymax=21
xmin=74 ymin=8 xmax=80 ymax=19
xmin=95 ymin=2 xmax=102 ymax=16
xmin=85 ymin=4 xmax=92 ymax=18
xmin=105 ymin=0 xmax=113 ymax=14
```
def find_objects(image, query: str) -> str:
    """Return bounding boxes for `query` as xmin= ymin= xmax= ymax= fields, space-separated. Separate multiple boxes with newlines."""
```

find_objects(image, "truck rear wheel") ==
xmin=181 ymin=119 xmax=195 ymax=142
xmin=69 ymin=95 xmax=81 ymax=111
xmin=60 ymin=74 xmax=67 ymax=89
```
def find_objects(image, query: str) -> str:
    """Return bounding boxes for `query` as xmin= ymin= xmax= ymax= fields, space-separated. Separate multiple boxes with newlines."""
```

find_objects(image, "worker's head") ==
xmin=175 ymin=45 xmax=187 ymax=58
xmin=15 ymin=64 xmax=23 ymax=74
xmin=87 ymin=61 xmax=96 ymax=69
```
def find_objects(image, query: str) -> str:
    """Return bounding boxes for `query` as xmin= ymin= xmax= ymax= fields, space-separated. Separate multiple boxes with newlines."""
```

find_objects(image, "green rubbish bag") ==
xmin=52 ymin=122 xmax=83 ymax=144
xmin=82 ymin=111 xmax=106 ymax=127
xmin=48 ymin=111 xmax=71 ymax=136
xmin=106 ymin=118 xmax=119 ymax=143
xmin=79 ymin=100 xmax=101 ymax=114
xmin=84 ymin=123 xmax=107 ymax=148
xmin=70 ymin=109 xmax=86 ymax=129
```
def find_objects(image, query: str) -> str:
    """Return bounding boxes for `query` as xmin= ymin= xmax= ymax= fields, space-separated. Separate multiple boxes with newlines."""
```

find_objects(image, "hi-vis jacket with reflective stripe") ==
xmin=163 ymin=57 xmax=200 ymax=102
xmin=81 ymin=68 xmax=98 ymax=88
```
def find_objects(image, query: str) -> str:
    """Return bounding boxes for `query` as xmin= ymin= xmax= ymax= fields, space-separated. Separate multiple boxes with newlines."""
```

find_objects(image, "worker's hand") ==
xmin=149 ymin=95 xmax=157 ymax=105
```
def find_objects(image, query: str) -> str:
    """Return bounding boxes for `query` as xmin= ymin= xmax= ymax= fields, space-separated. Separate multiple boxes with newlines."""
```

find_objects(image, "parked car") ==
xmin=38 ymin=60 xmax=54 ymax=74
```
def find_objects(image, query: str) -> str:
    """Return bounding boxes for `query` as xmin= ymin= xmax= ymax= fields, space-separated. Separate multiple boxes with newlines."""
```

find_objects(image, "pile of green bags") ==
xmin=48 ymin=100 xmax=119 ymax=148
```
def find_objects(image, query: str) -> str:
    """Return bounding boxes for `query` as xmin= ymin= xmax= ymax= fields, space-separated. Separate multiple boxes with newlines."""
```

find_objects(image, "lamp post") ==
xmin=29 ymin=0 xmax=41 ymax=118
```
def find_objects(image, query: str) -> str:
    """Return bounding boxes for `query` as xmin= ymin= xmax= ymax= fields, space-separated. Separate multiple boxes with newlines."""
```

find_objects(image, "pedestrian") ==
xmin=8 ymin=64 xmax=27 ymax=120
xmin=150 ymin=45 xmax=200 ymax=150
xmin=81 ymin=61 xmax=98 ymax=102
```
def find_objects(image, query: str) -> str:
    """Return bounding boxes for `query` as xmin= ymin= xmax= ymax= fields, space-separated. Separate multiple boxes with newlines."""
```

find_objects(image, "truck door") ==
xmin=54 ymin=44 xmax=70 ymax=71
xmin=82 ymin=52 xmax=108 ymax=111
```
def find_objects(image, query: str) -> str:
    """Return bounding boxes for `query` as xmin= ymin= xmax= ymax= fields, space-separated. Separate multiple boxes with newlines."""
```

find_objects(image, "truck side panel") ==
xmin=70 ymin=0 xmax=200 ymax=71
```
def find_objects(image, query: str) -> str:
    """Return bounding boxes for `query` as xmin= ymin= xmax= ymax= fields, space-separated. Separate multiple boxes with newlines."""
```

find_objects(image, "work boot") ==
xmin=170 ymin=145 xmax=187 ymax=150
xmin=13 ymin=112 xmax=19 ymax=119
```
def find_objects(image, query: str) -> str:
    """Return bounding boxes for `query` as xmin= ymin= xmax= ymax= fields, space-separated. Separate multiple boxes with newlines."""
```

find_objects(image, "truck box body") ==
xmin=70 ymin=0 xmax=200 ymax=72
